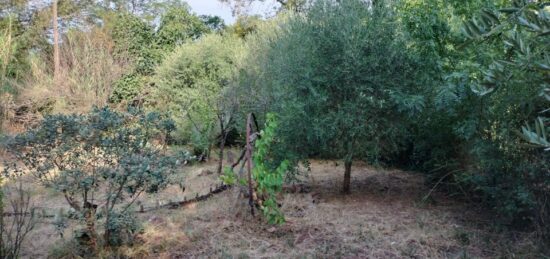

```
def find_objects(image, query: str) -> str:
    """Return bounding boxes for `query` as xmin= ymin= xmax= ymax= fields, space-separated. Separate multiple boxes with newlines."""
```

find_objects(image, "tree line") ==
xmin=0 ymin=0 xmax=548 ymax=255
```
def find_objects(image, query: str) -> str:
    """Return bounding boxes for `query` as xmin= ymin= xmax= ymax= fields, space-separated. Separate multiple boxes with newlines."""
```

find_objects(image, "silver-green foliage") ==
xmin=2 ymin=107 xmax=179 ymax=247
xmin=239 ymin=0 xmax=428 ymax=191
xmin=454 ymin=0 xmax=550 ymax=236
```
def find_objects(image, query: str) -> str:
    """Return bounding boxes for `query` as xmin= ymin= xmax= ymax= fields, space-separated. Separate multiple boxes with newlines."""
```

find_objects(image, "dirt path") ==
xmin=17 ymin=160 xmax=539 ymax=258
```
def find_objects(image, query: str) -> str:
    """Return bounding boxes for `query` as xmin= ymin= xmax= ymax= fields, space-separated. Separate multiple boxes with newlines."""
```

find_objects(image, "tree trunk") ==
xmin=343 ymin=159 xmax=352 ymax=194
xmin=0 ymin=184 xmax=4 ymax=258
xmin=52 ymin=0 xmax=60 ymax=81
xmin=103 ymin=207 xmax=110 ymax=247
xmin=246 ymin=114 xmax=255 ymax=216
xmin=82 ymin=202 xmax=98 ymax=253
xmin=217 ymin=132 xmax=226 ymax=175
xmin=216 ymin=113 xmax=232 ymax=175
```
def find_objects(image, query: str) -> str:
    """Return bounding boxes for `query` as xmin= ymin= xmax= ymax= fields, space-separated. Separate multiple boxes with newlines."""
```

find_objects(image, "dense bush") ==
xmin=155 ymin=5 xmax=210 ymax=51
xmin=0 ymin=15 xmax=29 ymax=88
xmin=109 ymin=12 xmax=159 ymax=76
xmin=236 ymin=0 xmax=430 ymax=193
xmin=374 ymin=0 xmax=550 ymax=241
xmin=226 ymin=0 xmax=549 ymax=243
xmin=109 ymin=73 xmax=145 ymax=103
xmin=453 ymin=1 xmax=550 ymax=238
xmin=154 ymin=34 xmax=243 ymax=161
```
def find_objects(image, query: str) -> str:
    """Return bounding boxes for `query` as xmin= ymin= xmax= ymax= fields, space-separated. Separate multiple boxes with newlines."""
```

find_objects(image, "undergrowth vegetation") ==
xmin=0 ymin=0 xmax=548 ymax=256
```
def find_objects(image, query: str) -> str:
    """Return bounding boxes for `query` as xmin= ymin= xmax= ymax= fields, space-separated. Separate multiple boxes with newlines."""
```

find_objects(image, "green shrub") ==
xmin=109 ymin=12 xmax=159 ymax=75
xmin=222 ymin=113 xmax=289 ymax=224
xmin=155 ymin=5 xmax=210 ymax=50
xmin=153 ymin=34 xmax=243 ymax=158
xmin=2 ymin=107 xmax=178 ymax=250
xmin=109 ymin=73 xmax=145 ymax=103
xmin=236 ymin=0 xmax=429 ymax=193
xmin=103 ymin=211 xmax=143 ymax=247
xmin=452 ymin=1 xmax=549 ymax=237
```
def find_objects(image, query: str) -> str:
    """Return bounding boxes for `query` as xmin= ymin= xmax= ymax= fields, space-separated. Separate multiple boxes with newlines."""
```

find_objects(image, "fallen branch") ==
xmin=3 ymin=184 xmax=232 ymax=218
xmin=421 ymin=169 xmax=462 ymax=203
xmin=141 ymin=184 xmax=230 ymax=212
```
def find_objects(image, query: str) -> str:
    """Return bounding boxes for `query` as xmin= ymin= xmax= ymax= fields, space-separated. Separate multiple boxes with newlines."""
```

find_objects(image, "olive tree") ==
xmin=242 ymin=0 xmax=427 ymax=193
xmin=2 ymin=107 xmax=178 ymax=250
xmin=460 ymin=0 xmax=550 ymax=238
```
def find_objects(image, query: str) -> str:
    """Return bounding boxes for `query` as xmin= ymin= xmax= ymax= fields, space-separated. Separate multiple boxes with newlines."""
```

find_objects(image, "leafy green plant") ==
xmin=154 ymin=34 xmax=242 ymax=166
xmin=522 ymin=117 xmax=550 ymax=150
xmin=2 ymin=107 xmax=178 ymax=250
xmin=454 ymin=0 xmax=550 ymax=239
xmin=109 ymin=12 xmax=159 ymax=75
xmin=252 ymin=114 xmax=289 ymax=224
xmin=103 ymin=211 xmax=142 ymax=246
xmin=155 ymin=5 xmax=210 ymax=51
xmin=0 ymin=14 xmax=30 ymax=85
xmin=109 ymin=73 xmax=145 ymax=103
xmin=222 ymin=114 xmax=289 ymax=224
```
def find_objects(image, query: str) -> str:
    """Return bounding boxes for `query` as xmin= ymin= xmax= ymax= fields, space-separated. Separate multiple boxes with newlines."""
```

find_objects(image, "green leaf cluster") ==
xmin=154 ymin=34 xmax=243 ymax=154
xmin=234 ymin=0 xmax=431 ymax=193
xmin=221 ymin=114 xmax=289 ymax=224
xmin=433 ymin=0 xmax=550 ymax=235
xmin=109 ymin=73 xmax=145 ymax=103
xmin=253 ymin=114 xmax=289 ymax=224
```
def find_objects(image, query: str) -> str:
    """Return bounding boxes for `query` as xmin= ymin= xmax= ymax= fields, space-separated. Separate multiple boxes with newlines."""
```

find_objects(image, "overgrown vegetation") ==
xmin=453 ymin=0 xmax=549 ymax=240
xmin=222 ymin=113 xmax=289 ymax=224
xmin=236 ymin=0 xmax=429 ymax=194
xmin=154 ymin=34 xmax=242 ymax=164
xmin=0 ymin=0 xmax=548 ymax=256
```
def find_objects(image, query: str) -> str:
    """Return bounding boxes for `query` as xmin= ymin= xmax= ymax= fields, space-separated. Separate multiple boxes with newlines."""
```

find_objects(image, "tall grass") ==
xmin=20 ymin=27 xmax=129 ymax=114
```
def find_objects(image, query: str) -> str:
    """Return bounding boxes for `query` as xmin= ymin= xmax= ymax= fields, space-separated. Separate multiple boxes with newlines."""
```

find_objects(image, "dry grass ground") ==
xmin=3 ymin=159 xmax=542 ymax=258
